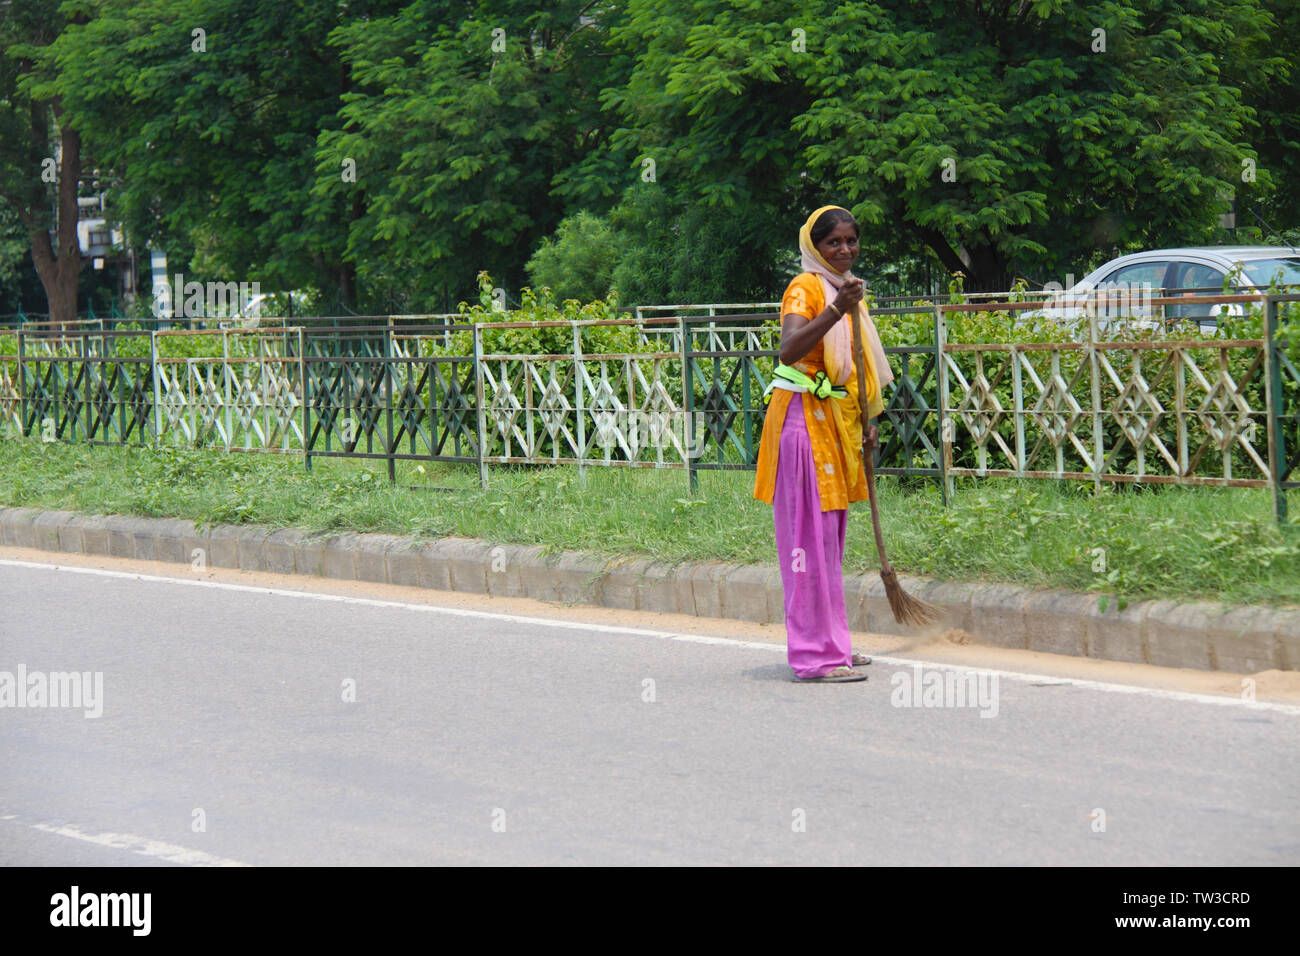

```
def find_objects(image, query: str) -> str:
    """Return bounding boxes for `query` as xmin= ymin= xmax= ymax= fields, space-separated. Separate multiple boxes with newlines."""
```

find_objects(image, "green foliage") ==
xmin=1231 ymin=0 xmax=1300 ymax=242
xmin=0 ymin=1 xmax=62 ymax=223
xmin=309 ymin=1 xmax=631 ymax=312
xmin=606 ymin=186 xmax=790 ymax=303
xmin=5 ymin=0 xmax=1298 ymax=318
xmin=39 ymin=0 xmax=370 ymax=307
xmin=426 ymin=271 xmax=635 ymax=359
xmin=795 ymin=0 xmax=1280 ymax=289
xmin=105 ymin=323 xmax=265 ymax=360
xmin=524 ymin=211 xmax=618 ymax=302
xmin=0 ymin=205 xmax=28 ymax=299
xmin=0 ymin=329 xmax=16 ymax=385
xmin=600 ymin=0 xmax=1286 ymax=292
xmin=599 ymin=2 xmax=810 ymax=301
xmin=909 ymin=477 xmax=1300 ymax=608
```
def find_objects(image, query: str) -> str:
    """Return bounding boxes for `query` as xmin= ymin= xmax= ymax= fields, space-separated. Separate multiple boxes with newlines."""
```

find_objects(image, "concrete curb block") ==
xmin=637 ymin=561 xmax=680 ymax=617
xmin=2 ymin=507 xmax=1298 ymax=674
xmin=0 ymin=508 xmax=40 ymax=549
xmin=442 ymin=537 xmax=492 ymax=595
xmin=384 ymin=538 xmax=426 ymax=589
xmin=1086 ymin=598 xmax=1151 ymax=665
xmin=1023 ymin=589 xmax=1094 ymax=658
xmin=1208 ymin=606 xmax=1279 ymax=675
xmin=265 ymin=528 xmax=310 ymax=576
xmin=600 ymin=555 xmax=652 ymax=611
xmin=322 ymin=534 xmax=361 ymax=582
xmin=205 ymin=525 xmax=242 ymax=570
xmin=152 ymin=518 xmax=194 ymax=565
xmin=719 ymin=563 xmax=778 ymax=625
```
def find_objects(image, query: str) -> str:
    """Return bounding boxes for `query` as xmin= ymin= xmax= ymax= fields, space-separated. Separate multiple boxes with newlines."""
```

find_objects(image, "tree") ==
xmin=1232 ymin=0 xmax=1300 ymax=244
xmin=10 ymin=0 xmax=1292 ymax=319
xmin=794 ymin=0 xmax=1280 ymax=289
xmin=0 ymin=0 xmax=88 ymax=325
xmin=524 ymin=209 xmax=617 ymax=301
xmin=310 ymin=0 xmax=632 ymax=312
xmin=42 ymin=0 xmax=394 ymax=312
xmin=597 ymin=0 xmax=814 ymax=300
xmin=600 ymin=0 xmax=1283 ymax=293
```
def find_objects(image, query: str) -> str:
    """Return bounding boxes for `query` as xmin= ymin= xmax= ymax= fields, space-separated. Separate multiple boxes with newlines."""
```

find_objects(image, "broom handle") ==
xmin=852 ymin=306 xmax=892 ymax=570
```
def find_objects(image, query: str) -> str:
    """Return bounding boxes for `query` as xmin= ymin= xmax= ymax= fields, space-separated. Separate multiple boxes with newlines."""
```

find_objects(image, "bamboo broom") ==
xmin=852 ymin=302 xmax=938 ymax=627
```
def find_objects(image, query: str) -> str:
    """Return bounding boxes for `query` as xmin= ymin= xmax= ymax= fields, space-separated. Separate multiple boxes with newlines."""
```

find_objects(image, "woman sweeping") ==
xmin=753 ymin=205 xmax=895 ymax=683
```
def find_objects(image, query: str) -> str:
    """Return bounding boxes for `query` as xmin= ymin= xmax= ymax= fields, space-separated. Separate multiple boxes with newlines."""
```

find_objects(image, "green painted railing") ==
xmin=0 ymin=295 xmax=1295 ymax=523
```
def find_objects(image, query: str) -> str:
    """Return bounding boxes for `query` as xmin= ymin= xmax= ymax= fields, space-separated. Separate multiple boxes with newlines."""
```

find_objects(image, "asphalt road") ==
xmin=1 ymin=557 xmax=1296 ymax=866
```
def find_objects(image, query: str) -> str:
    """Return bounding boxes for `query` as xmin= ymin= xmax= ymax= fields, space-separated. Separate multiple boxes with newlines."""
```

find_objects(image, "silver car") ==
xmin=1031 ymin=246 xmax=1300 ymax=331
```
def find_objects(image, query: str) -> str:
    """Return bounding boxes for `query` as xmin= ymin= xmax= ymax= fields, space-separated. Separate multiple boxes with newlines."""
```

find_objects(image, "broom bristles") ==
xmin=879 ymin=564 xmax=940 ymax=628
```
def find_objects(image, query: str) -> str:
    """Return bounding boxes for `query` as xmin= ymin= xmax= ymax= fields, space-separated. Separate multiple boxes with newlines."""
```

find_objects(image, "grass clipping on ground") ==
xmin=1 ymin=437 xmax=1298 ymax=609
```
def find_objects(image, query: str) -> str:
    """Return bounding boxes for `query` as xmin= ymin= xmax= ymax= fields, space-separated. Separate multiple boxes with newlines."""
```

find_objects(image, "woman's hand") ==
xmin=834 ymin=277 xmax=864 ymax=315
xmin=862 ymin=423 xmax=878 ymax=452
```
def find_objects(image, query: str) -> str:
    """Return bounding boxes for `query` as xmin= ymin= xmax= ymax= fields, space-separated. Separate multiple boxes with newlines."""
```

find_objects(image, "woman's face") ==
xmin=815 ymin=221 xmax=859 ymax=273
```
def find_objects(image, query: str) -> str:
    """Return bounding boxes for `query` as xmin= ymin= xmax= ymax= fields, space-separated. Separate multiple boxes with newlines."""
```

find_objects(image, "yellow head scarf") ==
xmin=797 ymin=204 xmax=893 ymax=416
xmin=794 ymin=206 xmax=894 ymax=487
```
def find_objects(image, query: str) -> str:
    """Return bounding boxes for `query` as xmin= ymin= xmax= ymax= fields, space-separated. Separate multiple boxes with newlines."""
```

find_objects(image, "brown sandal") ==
xmin=793 ymin=666 xmax=868 ymax=683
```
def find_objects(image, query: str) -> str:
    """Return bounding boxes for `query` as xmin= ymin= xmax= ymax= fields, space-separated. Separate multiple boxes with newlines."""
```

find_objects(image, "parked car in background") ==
xmin=1027 ymin=246 xmax=1300 ymax=332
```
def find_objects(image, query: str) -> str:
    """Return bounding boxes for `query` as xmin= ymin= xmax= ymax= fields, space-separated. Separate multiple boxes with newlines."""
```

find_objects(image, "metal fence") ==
xmin=1 ymin=293 xmax=1296 ymax=523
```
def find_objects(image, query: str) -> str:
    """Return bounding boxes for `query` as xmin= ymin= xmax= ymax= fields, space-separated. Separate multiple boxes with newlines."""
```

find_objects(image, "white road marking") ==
xmin=874 ymin=657 xmax=1300 ymax=715
xmin=0 ymin=557 xmax=781 ymax=646
xmin=14 ymin=818 xmax=252 ymax=866
xmin=3 ymin=557 xmax=1298 ymax=716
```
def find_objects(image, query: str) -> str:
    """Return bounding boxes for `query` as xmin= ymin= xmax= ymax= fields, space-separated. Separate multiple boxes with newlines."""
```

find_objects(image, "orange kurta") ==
xmin=753 ymin=273 xmax=872 ymax=511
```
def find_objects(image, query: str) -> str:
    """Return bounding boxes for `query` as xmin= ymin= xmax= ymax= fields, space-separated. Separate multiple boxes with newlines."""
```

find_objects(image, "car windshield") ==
xmin=1239 ymin=257 xmax=1300 ymax=286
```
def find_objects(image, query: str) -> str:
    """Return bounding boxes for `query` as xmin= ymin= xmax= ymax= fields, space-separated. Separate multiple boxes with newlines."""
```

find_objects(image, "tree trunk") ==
xmin=908 ymin=222 xmax=1011 ymax=293
xmin=340 ymin=190 xmax=364 ymax=311
xmin=26 ymin=105 xmax=81 ymax=329
xmin=961 ymin=243 xmax=1011 ymax=293
xmin=339 ymin=260 xmax=357 ymax=312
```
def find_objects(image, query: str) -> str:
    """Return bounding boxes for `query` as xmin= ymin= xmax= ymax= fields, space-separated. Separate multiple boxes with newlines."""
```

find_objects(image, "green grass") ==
xmin=1 ymin=435 xmax=1298 ymax=609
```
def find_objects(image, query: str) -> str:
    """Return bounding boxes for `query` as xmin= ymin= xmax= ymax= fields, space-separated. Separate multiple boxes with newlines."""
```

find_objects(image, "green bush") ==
xmin=524 ymin=211 xmax=618 ymax=302
xmin=424 ymin=271 xmax=635 ymax=359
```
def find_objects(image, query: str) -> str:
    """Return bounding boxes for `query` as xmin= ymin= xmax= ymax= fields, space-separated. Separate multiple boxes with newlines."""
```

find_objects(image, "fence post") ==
xmin=1265 ymin=295 xmax=1288 ymax=524
xmin=681 ymin=314 xmax=697 ymax=494
xmin=300 ymin=327 xmax=311 ymax=472
xmin=78 ymin=328 xmax=88 ymax=444
xmin=222 ymin=328 xmax=232 ymax=452
xmin=574 ymin=321 xmax=586 ymax=486
xmin=384 ymin=323 xmax=395 ymax=483
xmin=741 ymin=318 xmax=753 ymax=466
xmin=1011 ymin=339 xmax=1025 ymax=476
xmin=473 ymin=323 xmax=487 ymax=490
xmin=1088 ymin=301 xmax=1103 ymax=493
xmin=150 ymin=330 xmax=160 ymax=449
xmin=17 ymin=328 xmax=25 ymax=438
xmin=935 ymin=304 xmax=950 ymax=506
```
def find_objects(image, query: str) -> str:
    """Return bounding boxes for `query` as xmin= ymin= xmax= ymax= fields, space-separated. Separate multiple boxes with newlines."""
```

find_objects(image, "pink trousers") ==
xmin=772 ymin=392 xmax=854 ymax=678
